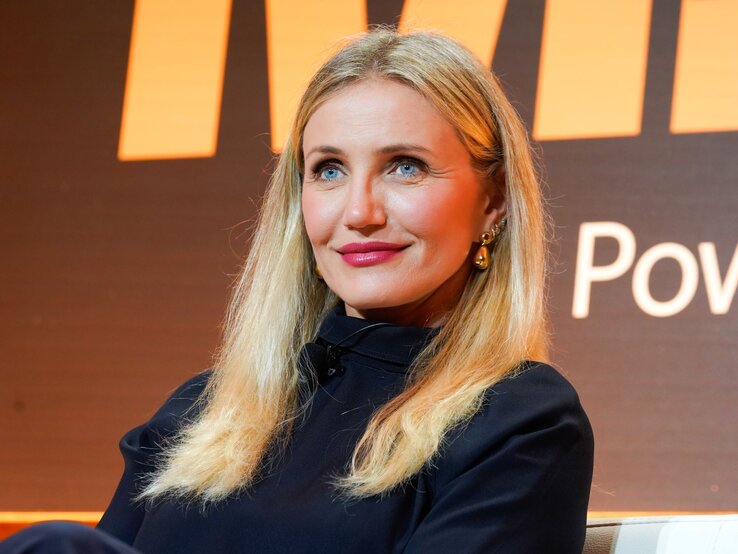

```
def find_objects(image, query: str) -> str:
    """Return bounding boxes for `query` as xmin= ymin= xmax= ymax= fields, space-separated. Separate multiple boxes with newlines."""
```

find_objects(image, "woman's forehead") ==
xmin=301 ymin=80 xmax=464 ymax=160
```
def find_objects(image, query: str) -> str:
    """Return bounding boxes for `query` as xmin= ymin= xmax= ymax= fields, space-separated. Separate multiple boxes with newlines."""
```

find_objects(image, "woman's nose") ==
xmin=342 ymin=177 xmax=386 ymax=229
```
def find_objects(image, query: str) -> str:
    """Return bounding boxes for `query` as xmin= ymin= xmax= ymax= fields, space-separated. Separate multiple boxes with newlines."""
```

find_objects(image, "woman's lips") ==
xmin=337 ymin=242 xmax=408 ymax=267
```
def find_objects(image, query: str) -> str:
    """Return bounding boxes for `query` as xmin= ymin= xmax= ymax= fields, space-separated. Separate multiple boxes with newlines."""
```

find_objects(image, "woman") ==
xmin=2 ymin=27 xmax=593 ymax=553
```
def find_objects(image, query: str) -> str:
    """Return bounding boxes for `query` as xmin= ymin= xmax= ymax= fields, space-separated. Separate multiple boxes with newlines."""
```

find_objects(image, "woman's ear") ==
xmin=482 ymin=165 xmax=507 ymax=230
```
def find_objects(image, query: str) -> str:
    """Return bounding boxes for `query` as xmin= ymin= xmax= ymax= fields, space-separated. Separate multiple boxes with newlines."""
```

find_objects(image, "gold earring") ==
xmin=473 ymin=232 xmax=493 ymax=270
xmin=472 ymin=219 xmax=506 ymax=271
xmin=314 ymin=264 xmax=323 ymax=279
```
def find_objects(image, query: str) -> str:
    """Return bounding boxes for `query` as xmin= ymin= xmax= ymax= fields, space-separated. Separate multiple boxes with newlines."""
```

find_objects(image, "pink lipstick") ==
xmin=337 ymin=241 xmax=407 ymax=267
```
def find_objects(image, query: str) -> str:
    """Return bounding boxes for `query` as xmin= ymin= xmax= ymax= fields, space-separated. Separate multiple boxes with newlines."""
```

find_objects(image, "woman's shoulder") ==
xmin=484 ymin=360 xmax=585 ymax=409
xmin=148 ymin=370 xmax=212 ymax=422
xmin=481 ymin=360 xmax=590 ymax=436
xmin=432 ymin=361 xmax=593 ymax=485
xmin=118 ymin=370 xmax=212 ymax=465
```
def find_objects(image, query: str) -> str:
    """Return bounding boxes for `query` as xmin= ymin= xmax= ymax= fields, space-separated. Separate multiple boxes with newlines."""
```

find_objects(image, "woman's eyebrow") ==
xmin=378 ymin=143 xmax=432 ymax=155
xmin=305 ymin=143 xmax=432 ymax=158
xmin=305 ymin=145 xmax=344 ymax=158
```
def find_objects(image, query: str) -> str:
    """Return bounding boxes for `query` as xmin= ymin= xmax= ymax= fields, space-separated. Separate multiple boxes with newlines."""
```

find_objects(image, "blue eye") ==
xmin=311 ymin=160 xmax=343 ymax=182
xmin=392 ymin=158 xmax=427 ymax=180
xmin=397 ymin=162 xmax=418 ymax=176
xmin=320 ymin=166 xmax=340 ymax=180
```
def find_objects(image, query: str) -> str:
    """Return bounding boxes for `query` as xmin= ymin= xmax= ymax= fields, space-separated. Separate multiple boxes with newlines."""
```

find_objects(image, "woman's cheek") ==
xmin=400 ymin=194 xmax=461 ymax=238
xmin=301 ymin=192 xmax=331 ymax=246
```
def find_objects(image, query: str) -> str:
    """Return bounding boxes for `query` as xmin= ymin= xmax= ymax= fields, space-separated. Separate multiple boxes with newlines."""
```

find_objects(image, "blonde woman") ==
xmin=1 ymin=28 xmax=593 ymax=554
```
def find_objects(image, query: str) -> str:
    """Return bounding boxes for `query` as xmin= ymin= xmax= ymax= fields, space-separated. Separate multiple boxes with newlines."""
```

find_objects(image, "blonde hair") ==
xmin=138 ymin=27 xmax=548 ymax=503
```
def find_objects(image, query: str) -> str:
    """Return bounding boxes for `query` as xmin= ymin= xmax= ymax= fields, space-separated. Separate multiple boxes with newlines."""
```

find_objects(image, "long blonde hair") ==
xmin=138 ymin=27 xmax=548 ymax=503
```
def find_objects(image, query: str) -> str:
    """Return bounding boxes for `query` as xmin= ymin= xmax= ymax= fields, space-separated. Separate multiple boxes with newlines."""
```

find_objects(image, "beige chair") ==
xmin=584 ymin=515 xmax=738 ymax=553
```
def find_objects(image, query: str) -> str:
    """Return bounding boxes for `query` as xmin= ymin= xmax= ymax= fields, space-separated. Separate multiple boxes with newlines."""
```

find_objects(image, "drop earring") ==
xmin=472 ymin=232 xmax=493 ymax=270
xmin=314 ymin=264 xmax=323 ymax=279
xmin=472 ymin=219 xmax=506 ymax=271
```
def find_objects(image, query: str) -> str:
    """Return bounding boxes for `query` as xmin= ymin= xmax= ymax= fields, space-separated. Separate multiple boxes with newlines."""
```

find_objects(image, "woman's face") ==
xmin=301 ymin=79 xmax=505 ymax=327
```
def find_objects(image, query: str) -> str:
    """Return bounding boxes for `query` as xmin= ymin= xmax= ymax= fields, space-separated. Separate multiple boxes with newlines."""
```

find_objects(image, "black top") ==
xmin=97 ymin=307 xmax=594 ymax=553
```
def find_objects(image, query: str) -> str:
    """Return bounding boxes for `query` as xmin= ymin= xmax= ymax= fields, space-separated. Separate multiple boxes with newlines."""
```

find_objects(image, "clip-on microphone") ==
xmin=310 ymin=321 xmax=392 ymax=381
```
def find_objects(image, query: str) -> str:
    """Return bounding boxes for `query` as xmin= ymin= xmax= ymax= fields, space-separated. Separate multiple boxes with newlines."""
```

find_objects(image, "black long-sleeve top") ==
xmin=97 ymin=307 xmax=594 ymax=553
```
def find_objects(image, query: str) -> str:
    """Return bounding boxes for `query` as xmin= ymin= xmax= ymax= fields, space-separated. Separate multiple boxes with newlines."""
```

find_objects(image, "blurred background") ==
xmin=1 ymin=0 xmax=736 ymax=521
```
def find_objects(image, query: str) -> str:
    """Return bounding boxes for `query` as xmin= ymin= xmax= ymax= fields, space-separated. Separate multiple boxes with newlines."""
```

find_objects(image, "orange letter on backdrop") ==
xmin=118 ymin=0 xmax=232 ymax=161
xmin=671 ymin=0 xmax=738 ymax=134
xmin=398 ymin=0 xmax=507 ymax=68
xmin=265 ymin=0 xmax=366 ymax=151
xmin=534 ymin=0 xmax=653 ymax=141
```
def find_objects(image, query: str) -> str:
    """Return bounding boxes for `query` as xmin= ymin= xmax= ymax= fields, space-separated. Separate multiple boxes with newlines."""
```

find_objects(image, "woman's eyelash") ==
xmin=309 ymin=159 xmax=342 ymax=180
xmin=390 ymin=157 xmax=428 ymax=174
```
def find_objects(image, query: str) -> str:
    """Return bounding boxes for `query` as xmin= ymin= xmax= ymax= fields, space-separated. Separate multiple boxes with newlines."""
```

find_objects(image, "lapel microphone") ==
xmin=305 ymin=321 xmax=393 ymax=382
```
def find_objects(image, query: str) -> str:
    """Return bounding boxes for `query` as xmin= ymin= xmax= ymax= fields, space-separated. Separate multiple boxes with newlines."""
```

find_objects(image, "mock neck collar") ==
xmin=316 ymin=305 xmax=438 ymax=368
